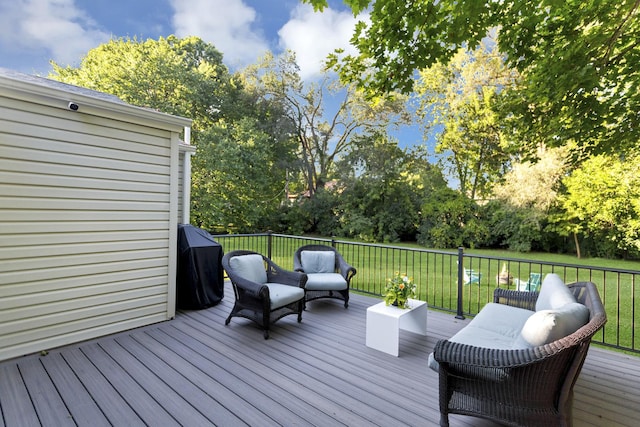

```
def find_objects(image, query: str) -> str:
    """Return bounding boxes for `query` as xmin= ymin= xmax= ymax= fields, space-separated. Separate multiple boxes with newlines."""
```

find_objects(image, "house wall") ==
xmin=0 ymin=72 xmax=191 ymax=361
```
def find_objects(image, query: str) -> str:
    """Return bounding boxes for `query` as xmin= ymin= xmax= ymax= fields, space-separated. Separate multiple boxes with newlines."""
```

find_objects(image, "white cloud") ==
xmin=0 ymin=0 xmax=110 ymax=67
xmin=169 ymin=0 xmax=269 ymax=68
xmin=278 ymin=4 xmax=363 ymax=80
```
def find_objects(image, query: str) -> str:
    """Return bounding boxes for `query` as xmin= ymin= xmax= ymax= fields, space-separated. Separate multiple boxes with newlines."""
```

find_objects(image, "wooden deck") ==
xmin=1 ymin=282 xmax=639 ymax=426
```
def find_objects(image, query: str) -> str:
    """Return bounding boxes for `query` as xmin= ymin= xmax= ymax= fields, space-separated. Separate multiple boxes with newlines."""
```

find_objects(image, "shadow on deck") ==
xmin=1 ymin=282 xmax=638 ymax=426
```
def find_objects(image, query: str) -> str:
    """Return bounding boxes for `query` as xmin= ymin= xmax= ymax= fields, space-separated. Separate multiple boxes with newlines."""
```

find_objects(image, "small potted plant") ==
xmin=384 ymin=272 xmax=417 ymax=309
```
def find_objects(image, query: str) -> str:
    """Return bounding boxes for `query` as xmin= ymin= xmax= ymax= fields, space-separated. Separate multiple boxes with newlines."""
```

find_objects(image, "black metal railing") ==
xmin=212 ymin=232 xmax=639 ymax=354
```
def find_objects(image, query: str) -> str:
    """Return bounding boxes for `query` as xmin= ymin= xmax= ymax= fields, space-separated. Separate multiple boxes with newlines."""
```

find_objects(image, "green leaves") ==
xmin=191 ymin=115 xmax=296 ymax=232
xmin=302 ymin=0 xmax=370 ymax=14
xmin=554 ymin=153 xmax=640 ymax=258
xmin=313 ymin=0 xmax=498 ymax=96
xmin=497 ymin=0 xmax=640 ymax=156
xmin=416 ymin=43 xmax=518 ymax=199
xmin=304 ymin=0 xmax=640 ymax=159
xmin=240 ymin=50 xmax=408 ymax=198
xmin=50 ymin=36 xmax=232 ymax=138
xmin=333 ymin=132 xmax=447 ymax=243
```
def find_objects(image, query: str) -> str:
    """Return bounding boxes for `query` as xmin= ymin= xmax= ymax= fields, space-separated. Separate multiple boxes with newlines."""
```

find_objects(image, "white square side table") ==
xmin=365 ymin=299 xmax=427 ymax=356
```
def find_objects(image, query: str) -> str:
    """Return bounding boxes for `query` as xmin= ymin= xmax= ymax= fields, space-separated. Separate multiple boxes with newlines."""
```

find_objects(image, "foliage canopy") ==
xmin=240 ymin=50 xmax=408 ymax=196
xmin=303 ymin=0 xmax=640 ymax=157
xmin=50 ymin=36 xmax=232 ymax=137
xmin=416 ymin=43 xmax=518 ymax=199
xmin=553 ymin=153 xmax=640 ymax=259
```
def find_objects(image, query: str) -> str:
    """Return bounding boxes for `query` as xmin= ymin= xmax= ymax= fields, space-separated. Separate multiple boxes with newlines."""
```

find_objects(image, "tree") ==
xmin=240 ymin=50 xmax=408 ymax=197
xmin=552 ymin=153 xmax=640 ymax=259
xmin=50 ymin=36 xmax=232 ymax=138
xmin=303 ymin=0 xmax=640 ymax=158
xmin=335 ymin=132 xmax=447 ymax=242
xmin=415 ymin=43 xmax=518 ymax=199
xmin=418 ymin=186 xmax=489 ymax=249
xmin=492 ymin=147 xmax=568 ymax=212
xmin=485 ymin=147 xmax=569 ymax=252
xmin=191 ymin=113 xmax=297 ymax=232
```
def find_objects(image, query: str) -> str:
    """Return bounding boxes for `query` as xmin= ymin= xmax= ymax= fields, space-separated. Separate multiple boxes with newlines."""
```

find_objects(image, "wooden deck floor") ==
xmin=1 ymin=282 xmax=639 ymax=426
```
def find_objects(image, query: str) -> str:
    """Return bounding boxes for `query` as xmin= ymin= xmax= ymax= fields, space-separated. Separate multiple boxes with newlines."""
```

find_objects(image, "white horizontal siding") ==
xmin=0 ymin=81 xmax=186 ymax=361
xmin=0 ymin=266 xmax=169 ymax=303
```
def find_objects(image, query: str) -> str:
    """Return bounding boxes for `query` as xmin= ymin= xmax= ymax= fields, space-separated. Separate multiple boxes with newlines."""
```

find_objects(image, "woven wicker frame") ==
xmin=222 ymin=250 xmax=307 ymax=339
xmin=434 ymin=281 xmax=607 ymax=427
xmin=293 ymin=244 xmax=357 ymax=308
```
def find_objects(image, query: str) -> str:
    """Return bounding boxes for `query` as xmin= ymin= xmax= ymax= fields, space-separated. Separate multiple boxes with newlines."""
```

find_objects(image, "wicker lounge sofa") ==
xmin=429 ymin=274 xmax=606 ymax=427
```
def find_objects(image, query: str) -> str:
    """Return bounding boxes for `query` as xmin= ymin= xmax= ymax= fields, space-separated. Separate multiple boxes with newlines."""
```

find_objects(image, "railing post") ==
xmin=331 ymin=236 xmax=336 ymax=248
xmin=267 ymin=231 xmax=273 ymax=260
xmin=456 ymin=247 xmax=465 ymax=320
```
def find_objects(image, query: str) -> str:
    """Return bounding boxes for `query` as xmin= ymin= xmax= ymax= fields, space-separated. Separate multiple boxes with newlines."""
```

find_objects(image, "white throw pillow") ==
xmin=515 ymin=302 xmax=590 ymax=347
xmin=229 ymin=254 xmax=267 ymax=284
xmin=300 ymin=251 xmax=335 ymax=274
xmin=535 ymin=273 xmax=577 ymax=311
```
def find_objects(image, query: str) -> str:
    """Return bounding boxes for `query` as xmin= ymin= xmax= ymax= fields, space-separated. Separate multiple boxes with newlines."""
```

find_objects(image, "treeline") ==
xmin=274 ymin=145 xmax=640 ymax=260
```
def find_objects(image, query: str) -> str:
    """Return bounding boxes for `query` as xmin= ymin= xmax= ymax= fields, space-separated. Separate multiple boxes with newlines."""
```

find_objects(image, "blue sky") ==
xmin=0 ymin=0 xmax=358 ymax=78
xmin=0 ymin=0 xmax=426 ymax=148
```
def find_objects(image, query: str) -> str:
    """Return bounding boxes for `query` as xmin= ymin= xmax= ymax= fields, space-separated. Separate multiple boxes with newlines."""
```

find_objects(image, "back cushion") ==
xmin=300 ymin=251 xmax=335 ymax=274
xmin=536 ymin=273 xmax=577 ymax=311
xmin=229 ymin=254 xmax=267 ymax=284
xmin=515 ymin=302 xmax=590 ymax=347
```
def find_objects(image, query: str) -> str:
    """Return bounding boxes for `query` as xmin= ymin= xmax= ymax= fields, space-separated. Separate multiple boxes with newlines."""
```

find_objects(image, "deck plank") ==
xmin=0 ymin=363 xmax=41 ymax=427
xmin=39 ymin=353 xmax=111 ymax=427
xmin=17 ymin=359 xmax=74 ymax=427
xmin=182 ymin=315 xmax=423 ymax=426
xmin=144 ymin=326 xmax=278 ymax=426
xmin=60 ymin=347 xmax=145 ymax=426
xmin=98 ymin=337 xmax=213 ymax=426
xmin=78 ymin=344 xmax=176 ymax=426
xmin=164 ymin=319 xmax=352 ymax=426
xmin=0 ymin=282 xmax=639 ymax=426
xmin=117 ymin=333 xmax=249 ymax=426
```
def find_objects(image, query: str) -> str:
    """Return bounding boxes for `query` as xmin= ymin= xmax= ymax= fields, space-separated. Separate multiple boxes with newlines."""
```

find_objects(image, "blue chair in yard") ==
xmin=463 ymin=268 xmax=482 ymax=286
xmin=515 ymin=272 xmax=542 ymax=292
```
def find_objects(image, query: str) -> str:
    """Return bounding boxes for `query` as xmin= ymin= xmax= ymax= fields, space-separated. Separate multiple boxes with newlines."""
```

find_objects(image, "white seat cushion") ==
xmin=305 ymin=273 xmax=348 ymax=291
xmin=301 ymin=251 xmax=335 ymax=273
xmin=536 ymin=273 xmax=577 ymax=311
xmin=229 ymin=254 xmax=267 ymax=284
xmin=429 ymin=303 xmax=535 ymax=371
xmin=448 ymin=302 xmax=534 ymax=349
xmin=265 ymin=283 xmax=305 ymax=309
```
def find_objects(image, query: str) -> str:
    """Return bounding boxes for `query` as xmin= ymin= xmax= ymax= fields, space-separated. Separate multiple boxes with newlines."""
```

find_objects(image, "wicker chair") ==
xmin=222 ymin=250 xmax=307 ymax=339
xmin=293 ymin=244 xmax=356 ymax=308
xmin=433 ymin=281 xmax=606 ymax=427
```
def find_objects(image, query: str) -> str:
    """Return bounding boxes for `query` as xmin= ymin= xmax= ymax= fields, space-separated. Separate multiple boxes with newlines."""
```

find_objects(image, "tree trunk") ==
xmin=573 ymin=232 xmax=582 ymax=259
